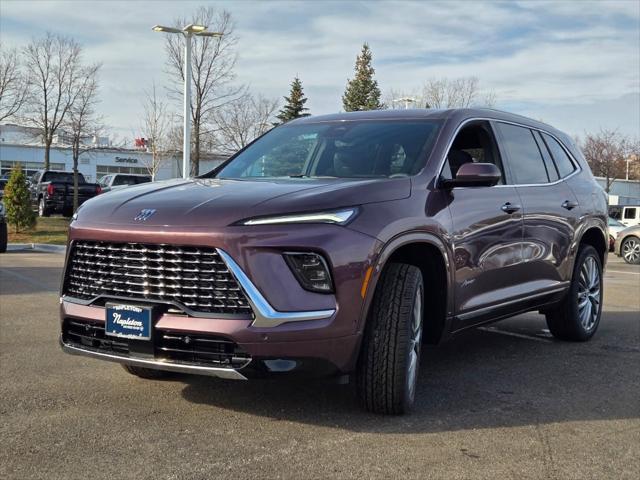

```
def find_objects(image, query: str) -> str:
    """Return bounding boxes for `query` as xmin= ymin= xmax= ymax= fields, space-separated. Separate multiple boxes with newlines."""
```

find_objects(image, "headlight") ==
xmin=240 ymin=208 xmax=357 ymax=226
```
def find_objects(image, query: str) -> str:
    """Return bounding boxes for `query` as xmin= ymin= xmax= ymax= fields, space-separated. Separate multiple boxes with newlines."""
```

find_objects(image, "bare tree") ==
xmin=66 ymin=64 xmax=102 ymax=211
xmin=387 ymin=77 xmax=496 ymax=109
xmin=23 ymin=33 xmax=84 ymax=170
xmin=0 ymin=46 xmax=29 ymax=122
xmin=213 ymin=93 xmax=278 ymax=155
xmin=165 ymin=7 xmax=241 ymax=176
xmin=139 ymin=84 xmax=171 ymax=180
xmin=582 ymin=129 xmax=637 ymax=192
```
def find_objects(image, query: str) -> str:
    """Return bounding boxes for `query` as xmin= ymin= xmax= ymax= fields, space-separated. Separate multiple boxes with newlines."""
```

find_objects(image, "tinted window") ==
xmin=42 ymin=172 xmax=86 ymax=183
xmin=215 ymin=120 xmax=442 ymax=179
xmin=624 ymin=208 xmax=637 ymax=219
xmin=532 ymin=131 xmax=559 ymax=182
xmin=113 ymin=175 xmax=140 ymax=186
xmin=542 ymin=133 xmax=576 ymax=178
xmin=495 ymin=123 xmax=549 ymax=184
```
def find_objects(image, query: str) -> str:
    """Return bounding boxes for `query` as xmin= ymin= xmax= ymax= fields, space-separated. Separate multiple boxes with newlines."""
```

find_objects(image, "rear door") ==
xmin=494 ymin=122 xmax=580 ymax=287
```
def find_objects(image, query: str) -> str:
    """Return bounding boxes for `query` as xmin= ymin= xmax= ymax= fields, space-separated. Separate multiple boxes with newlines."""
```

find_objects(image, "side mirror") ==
xmin=441 ymin=162 xmax=502 ymax=188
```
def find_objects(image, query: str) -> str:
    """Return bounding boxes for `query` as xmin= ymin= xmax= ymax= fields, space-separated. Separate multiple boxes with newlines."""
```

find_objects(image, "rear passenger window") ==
xmin=495 ymin=123 xmax=549 ymax=184
xmin=542 ymin=133 xmax=576 ymax=178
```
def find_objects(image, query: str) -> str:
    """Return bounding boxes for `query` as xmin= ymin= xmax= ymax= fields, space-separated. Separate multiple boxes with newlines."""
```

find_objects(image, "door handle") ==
xmin=562 ymin=200 xmax=579 ymax=210
xmin=501 ymin=202 xmax=521 ymax=214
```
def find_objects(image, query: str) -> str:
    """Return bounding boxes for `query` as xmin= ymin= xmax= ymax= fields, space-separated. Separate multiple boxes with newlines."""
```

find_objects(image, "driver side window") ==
xmin=442 ymin=121 xmax=506 ymax=184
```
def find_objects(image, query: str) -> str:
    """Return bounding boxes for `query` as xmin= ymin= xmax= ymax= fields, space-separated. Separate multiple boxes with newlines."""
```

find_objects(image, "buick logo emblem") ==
xmin=134 ymin=209 xmax=157 ymax=222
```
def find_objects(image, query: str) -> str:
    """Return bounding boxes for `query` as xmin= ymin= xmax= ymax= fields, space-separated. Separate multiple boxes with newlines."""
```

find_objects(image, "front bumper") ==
xmin=61 ymin=338 xmax=248 ymax=379
xmin=60 ymin=222 xmax=381 ymax=377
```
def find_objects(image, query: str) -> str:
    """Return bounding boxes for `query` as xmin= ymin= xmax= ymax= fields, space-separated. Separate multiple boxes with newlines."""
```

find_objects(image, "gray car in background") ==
xmin=98 ymin=173 xmax=152 ymax=193
xmin=614 ymin=225 xmax=640 ymax=264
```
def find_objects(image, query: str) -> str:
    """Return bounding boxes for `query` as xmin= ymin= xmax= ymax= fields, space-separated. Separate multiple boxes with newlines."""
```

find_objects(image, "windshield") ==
xmin=213 ymin=120 xmax=442 ymax=180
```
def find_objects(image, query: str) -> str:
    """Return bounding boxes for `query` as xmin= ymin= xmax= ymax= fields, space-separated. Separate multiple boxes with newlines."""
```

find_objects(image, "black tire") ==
xmin=38 ymin=197 xmax=50 ymax=217
xmin=122 ymin=364 xmax=170 ymax=379
xmin=546 ymin=245 xmax=603 ymax=341
xmin=620 ymin=236 xmax=640 ymax=265
xmin=357 ymin=263 xmax=424 ymax=415
xmin=0 ymin=221 xmax=7 ymax=253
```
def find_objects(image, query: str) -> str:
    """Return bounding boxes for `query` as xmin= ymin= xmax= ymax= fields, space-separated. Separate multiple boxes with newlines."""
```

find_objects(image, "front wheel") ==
xmin=621 ymin=236 xmax=640 ymax=265
xmin=357 ymin=263 xmax=424 ymax=414
xmin=546 ymin=245 xmax=602 ymax=341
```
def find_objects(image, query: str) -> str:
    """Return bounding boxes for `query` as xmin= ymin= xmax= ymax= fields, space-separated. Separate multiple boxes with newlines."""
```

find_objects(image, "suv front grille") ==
xmin=64 ymin=241 xmax=251 ymax=316
xmin=63 ymin=319 xmax=251 ymax=368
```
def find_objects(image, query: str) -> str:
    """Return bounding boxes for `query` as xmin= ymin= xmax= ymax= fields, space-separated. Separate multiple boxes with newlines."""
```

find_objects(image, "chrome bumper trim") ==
xmin=60 ymin=340 xmax=248 ymax=380
xmin=216 ymin=249 xmax=336 ymax=328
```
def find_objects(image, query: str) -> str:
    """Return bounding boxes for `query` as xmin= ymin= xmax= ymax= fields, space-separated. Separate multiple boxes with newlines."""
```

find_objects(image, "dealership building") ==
xmin=0 ymin=124 xmax=226 ymax=181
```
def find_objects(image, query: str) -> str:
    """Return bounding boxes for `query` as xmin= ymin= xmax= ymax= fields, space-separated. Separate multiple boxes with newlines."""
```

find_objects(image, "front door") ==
xmin=440 ymin=121 xmax=525 ymax=327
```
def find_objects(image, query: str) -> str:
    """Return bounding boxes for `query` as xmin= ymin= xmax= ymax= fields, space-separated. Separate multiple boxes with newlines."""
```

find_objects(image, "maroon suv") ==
xmin=60 ymin=109 xmax=608 ymax=414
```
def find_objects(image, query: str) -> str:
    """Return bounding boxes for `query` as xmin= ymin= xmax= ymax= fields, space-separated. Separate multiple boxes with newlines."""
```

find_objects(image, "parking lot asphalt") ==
xmin=1 ymin=252 xmax=638 ymax=480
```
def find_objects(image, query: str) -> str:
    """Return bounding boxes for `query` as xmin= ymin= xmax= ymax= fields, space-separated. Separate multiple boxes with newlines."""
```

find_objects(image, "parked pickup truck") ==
xmin=30 ymin=170 xmax=102 ymax=217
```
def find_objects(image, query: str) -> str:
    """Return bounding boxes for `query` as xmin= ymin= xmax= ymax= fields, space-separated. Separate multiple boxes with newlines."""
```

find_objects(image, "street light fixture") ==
xmin=152 ymin=24 xmax=223 ymax=179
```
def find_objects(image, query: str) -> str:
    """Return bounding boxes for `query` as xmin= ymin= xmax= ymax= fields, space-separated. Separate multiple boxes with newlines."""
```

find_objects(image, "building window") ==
xmin=1 ymin=160 xmax=65 ymax=178
xmin=96 ymin=165 xmax=148 ymax=178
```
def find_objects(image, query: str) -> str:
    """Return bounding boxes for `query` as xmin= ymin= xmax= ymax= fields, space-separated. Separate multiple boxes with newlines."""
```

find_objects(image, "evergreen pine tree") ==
xmin=275 ymin=76 xmax=310 ymax=124
xmin=3 ymin=165 xmax=36 ymax=233
xmin=342 ymin=43 xmax=383 ymax=112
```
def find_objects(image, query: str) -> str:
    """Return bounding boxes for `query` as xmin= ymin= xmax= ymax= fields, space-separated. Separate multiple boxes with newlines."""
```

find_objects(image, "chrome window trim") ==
xmin=216 ymin=249 xmax=336 ymax=328
xmin=435 ymin=117 xmax=582 ymax=189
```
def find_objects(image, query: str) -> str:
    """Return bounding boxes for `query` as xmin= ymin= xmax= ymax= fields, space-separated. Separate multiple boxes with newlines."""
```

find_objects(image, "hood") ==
xmin=74 ymin=177 xmax=411 ymax=228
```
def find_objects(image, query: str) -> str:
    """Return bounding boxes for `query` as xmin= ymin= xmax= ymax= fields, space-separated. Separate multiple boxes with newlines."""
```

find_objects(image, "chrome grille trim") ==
xmin=63 ymin=241 xmax=252 ymax=316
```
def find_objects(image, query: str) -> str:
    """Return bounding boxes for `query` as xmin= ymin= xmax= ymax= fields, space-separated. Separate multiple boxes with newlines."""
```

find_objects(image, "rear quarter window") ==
xmin=541 ymin=133 xmax=576 ymax=178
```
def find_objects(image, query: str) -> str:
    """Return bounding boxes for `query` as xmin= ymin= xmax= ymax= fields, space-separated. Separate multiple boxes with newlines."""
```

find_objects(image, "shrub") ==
xmin=4 ymin=165 xmax=36 ymax=233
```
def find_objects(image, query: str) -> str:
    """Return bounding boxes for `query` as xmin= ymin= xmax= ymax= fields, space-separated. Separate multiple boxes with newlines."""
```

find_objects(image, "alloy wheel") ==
xmin=406 ymin=286 xmax=423 ymax=401
xmin=622 ymin=237 xmax=640 ymax=264
xmin=577 ymin=255 xmax=600 ymax=331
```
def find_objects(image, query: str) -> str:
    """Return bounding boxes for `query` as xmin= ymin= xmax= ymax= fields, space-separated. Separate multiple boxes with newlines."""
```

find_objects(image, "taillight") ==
xmin=47 ymin=184 xmax=55 ymax=195
xmin=96 ymin=185 xmax=102 ymax=194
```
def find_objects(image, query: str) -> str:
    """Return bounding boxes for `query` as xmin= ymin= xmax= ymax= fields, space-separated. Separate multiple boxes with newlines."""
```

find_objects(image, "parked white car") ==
xmin=609 ymin=205 xmax=640 ymax=227
xmin=98 ymin=174 xmax=151 ymax=193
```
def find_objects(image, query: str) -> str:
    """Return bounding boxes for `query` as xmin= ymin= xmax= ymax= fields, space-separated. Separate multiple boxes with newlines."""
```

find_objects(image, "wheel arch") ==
xmin=578 ymin=225 xmax=607 ymax=266
xmin=359 ymin=232 xmax=453 ymax=344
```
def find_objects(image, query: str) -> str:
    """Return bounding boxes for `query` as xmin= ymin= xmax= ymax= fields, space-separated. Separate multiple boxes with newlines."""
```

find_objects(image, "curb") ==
xmin=7 ymin=243 xmax=67 ymax=254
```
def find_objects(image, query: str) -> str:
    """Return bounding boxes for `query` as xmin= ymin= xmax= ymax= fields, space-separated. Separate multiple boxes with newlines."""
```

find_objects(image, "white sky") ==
xmin=1 ymin=0 xmax=639 ymax=139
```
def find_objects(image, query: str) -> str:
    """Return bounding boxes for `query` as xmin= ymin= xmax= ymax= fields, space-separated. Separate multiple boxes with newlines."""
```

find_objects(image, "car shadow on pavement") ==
xmin=179 ymin=311 xmax=639 ymax=434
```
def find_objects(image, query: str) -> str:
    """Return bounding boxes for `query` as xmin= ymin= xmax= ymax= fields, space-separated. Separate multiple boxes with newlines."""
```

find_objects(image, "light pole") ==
xmin=152 ymin=24 xmax=222 ymax=179
xmin=392 ymin=97 xmax=417 ymax=110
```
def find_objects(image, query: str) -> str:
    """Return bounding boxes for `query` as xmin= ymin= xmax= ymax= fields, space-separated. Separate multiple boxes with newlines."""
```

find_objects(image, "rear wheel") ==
xmin=38 ymin=197 xmax=50 ymax=217
xmin=621 ymin=236 xmax=640 ymax=265
xmin=357 ymin=263 xmax=424 ymax=414
xmin=122 ymin=364 xmax=170 ymax=379
xmin=546 ymin=245 xmax=602 ymax=341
